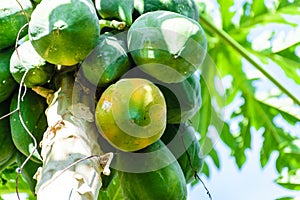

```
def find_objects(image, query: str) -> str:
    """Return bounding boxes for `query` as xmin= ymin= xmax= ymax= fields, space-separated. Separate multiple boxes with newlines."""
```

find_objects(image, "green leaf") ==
xmin=98 ymin=174 xmax=123 ymax=200
xmin=251 ymin=0 xmax=269 ymax=17
xmin=200 ymin=161 xmax=210 ymax=178
xmin=0 ymin=163 xmax=35 ymax=199
xmin=276 ymin=169 xmax=300 ymax=190
xmin=216 ymin=0 xmax=235 ymax=30
xmin=276 ymin=197 xmax=296 ymax=200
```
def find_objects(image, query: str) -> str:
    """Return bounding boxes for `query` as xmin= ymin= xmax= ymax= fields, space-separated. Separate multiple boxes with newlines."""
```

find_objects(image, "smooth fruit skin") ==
xmin=95 ymin=0 xmax=134 ymax=25
xmin=10 ymin=40 xmax=55 ymax=88
xmin=81 ymin=33 xmax=131 ymax=87
xmin=0 ymin=98 xmax=17 ymax=167
xmin=118 ymin=140 xmax=187 ymax=200
xmin=10 ymin=89 xmax=48 ymax=163
xmin=128 ymin=10 xmax=207 ymax=83
xmin=0 ymin=47 xmax=18 ymax=103
xmin=29 ymin=0 xmax=100 ymax=66
xmin=158 ymin=71 xmax=201 ymax=124
xmin=95 ymin=78 xmax=167 ymax=152
xmin=134 ymin=0 xmax=199 ymax=21
xmin=0 ymin=0 xmax=33 ymax=50
xmin=161 ymin=123 xmax=204 ymax=183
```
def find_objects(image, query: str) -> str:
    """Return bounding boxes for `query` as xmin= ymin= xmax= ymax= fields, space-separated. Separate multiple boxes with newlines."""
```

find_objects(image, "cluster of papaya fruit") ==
xmin=0 ymin=0 xmax=207 ymax=198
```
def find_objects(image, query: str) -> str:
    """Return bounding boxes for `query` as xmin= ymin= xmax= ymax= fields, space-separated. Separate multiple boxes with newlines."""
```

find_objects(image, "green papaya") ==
xmin=81 ymin=33 xmax=131 ymax=87
xmin=161 ymin=123 xmax=203 ymax=183
xmin=0 ymin=0 xmax=33 ymax=50
xmin=134 ymin=0 xmax=199 ymax=21
xmin=17 ymin=151 xmax=41 ymax=194
xmin=128 ymin=10 xmax=207 ymax=83
xmin=95 ymin=0 xmax=134 ymax=25
xmin=158 ymin=71 xmax=201 ymax=124
xmin=0 ymin=98 xmax=17 ymax=167
xmin=10 ymin=40 xmax=55 ymax=88
xmin=118 ymin=140 xmax=187 ymax=200
xmin=10 ymin=89 xmax=48 ymax=163
xmin=0 ymin=47 xmax=18 ymax=103
xmin=29 ymin=0 xmax=100 ymax=66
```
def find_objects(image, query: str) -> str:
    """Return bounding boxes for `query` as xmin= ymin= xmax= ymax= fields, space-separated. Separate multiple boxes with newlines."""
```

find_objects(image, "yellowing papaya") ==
xmin=118 ymin=140 xmax=187 ymax=200
xmin=0 ymin=47 xmax=18 ymax=103
xmin=10 ymin=89 xmax=47 ymax=163
xmin=95 ymin=78 xmax=167 ymax=152
xmin=0 ymin=0 xmax=33 ymax=50
xmin=29 ymin=0 xmax=100 ymax=66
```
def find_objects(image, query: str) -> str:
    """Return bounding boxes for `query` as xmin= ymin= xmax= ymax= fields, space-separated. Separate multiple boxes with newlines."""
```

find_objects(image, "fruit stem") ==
xmin=99 ymin=19 xmax=126 ymax=30
xmin=32 ymin=86 xmax=55 ymax=105
xmin=199 ymin=16 xmax=300 ymax=106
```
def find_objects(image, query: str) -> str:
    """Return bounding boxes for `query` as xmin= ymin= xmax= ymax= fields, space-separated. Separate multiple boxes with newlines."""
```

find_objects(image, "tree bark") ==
xmin=34 ymin=72 xmax=112 ymax=200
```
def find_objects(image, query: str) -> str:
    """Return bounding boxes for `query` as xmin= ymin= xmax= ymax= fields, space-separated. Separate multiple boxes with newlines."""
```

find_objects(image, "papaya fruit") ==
xmin=128 ymin=10 xmax=207 ymax=83
xmin=0 ymin=0 xmax=33 ymax=50
xmin=17 ymin=151 xmax=41 ymax=194
xmin=29 ymin=0 xmax=100 ymax=66
xmin=0 ymin=98 xmax=17 ymax=167
xmin=95 ymin=78 xmax=167 ymax=152
xmin=95 ymin=0 xmax=134 ymax=25
xmin=118 ymin=140 xmax=187 ymax=200
xmin=158 ymin=71 xmax=201 ymax=124
xmin=10 ymin=40 xmax=55 ymax=88
xmin=80 ymin=32 xmax=131 ymax=87
xmin=0 ymin=47 xmax=18 ymax=103
xmin=10 ymin=89 xmax=48 ymax=163
xmin=161 ymin=123 xmax=203 ymax=183
xmin=134 ymin=0 xmax=199 ymax=21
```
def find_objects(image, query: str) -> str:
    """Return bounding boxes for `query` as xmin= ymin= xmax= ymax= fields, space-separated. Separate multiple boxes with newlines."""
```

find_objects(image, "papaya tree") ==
xmin=0 ymin=0 xmax=299 ymax=200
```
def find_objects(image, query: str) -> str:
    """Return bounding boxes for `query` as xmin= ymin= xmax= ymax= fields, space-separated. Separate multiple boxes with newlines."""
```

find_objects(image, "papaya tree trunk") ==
xmin=34 ymin=72 xmax=112 ymax=200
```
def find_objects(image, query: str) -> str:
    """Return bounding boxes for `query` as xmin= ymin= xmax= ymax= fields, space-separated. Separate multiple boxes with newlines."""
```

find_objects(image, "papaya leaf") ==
xmin=200 ymin=161 xmax=210 ymax=178
xmin=276 ymin=197 xmax=296 ymax=200
xmin=0 ymin=163 xmax=35 ymax=199
xmin=216 ymin=0 xmax=235 ymax=30
xmin=208 ymin=148 xmax=220 ymax=169
xmin=276 ymin=169 xmax=300 ymax=190
xmin=251 ymin=0 xmax=269 ymax=17
xmin=276 ymin=140 xmax=300 ymax=172
xmin=278 ymin=0 xmax=300 ymax=9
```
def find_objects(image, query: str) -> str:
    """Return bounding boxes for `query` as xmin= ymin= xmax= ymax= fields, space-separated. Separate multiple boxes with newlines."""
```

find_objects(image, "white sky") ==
xmin=188 ymin=132 xmax=300 ymax=200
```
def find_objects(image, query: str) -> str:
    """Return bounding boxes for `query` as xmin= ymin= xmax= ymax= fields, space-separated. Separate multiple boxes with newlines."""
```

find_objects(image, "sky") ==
xmin=188 ymin=131 xmax=300 ymax=200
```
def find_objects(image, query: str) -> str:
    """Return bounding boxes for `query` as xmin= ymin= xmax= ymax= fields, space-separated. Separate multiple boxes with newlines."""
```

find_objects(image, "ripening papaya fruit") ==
xmin=95 ymin=0 xmax=134 ymax=25
xmin=10 ymin=89 xmax=48 ymax=163
xmin=128 ymin=10 xmax=207 ymax=83
xmin=0 ymin=0 xmax=33 ymax=50
xmin=0 ymin=98 xmax=17 ymax=167
xmin=161 ymin=123 xmax=203 ymax=183
xmin=95 ymin=78 xmax=167 ymax=152
xmin=80 ymin=33 xmax=131 ymax=87
xmin=29 ymin=0 xmax=100 ymax=66
xmin=0 ymin=47 xmax=18 ymax=103
xmin=10 ymin=40 xmax=55 ymax=88
xmin=134 ymin=0 xmax=199 ymax=21
xmin=118 ymin=140 xmax=187 ymax=200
